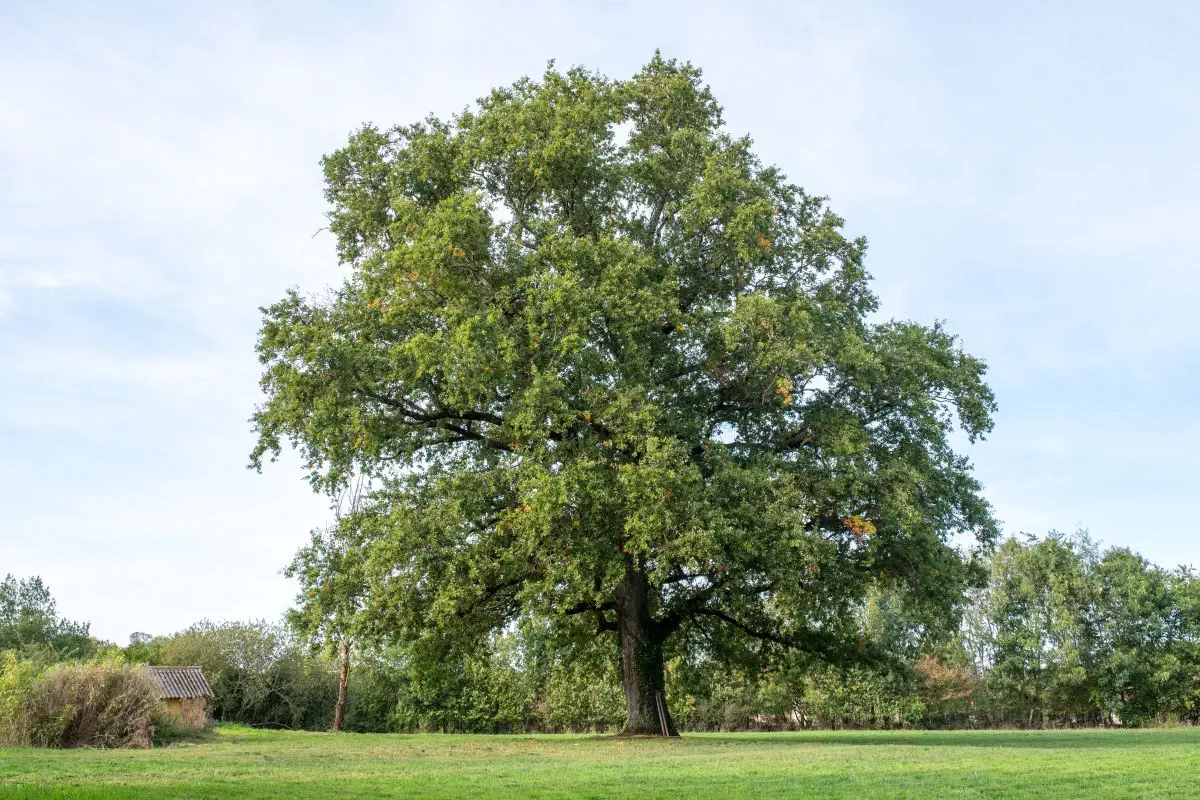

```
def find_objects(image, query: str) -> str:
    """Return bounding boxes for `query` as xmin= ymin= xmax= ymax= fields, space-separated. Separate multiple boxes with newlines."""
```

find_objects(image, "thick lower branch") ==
xmin=562 ymin=599 xmax=616 ymax=616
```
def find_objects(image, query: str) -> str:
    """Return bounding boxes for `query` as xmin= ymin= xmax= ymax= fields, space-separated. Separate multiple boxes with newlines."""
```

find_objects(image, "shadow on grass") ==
xmin=154 ymin=724 xmax=220 ymax=748
xmin=688 ymin=729 xmax=1200 ymax=749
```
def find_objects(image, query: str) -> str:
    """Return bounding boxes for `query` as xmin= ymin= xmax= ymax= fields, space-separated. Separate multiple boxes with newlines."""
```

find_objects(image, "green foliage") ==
xmin=977 ymin=533 xmax=1099 ymax=725
xmin=0 ymin=652 xmax=44 ymax=745
xmin=284 ymin=521 xmax=368 ymax=651
xmin=960 ymin=532 xmax=1200 ymax=727
xmin=1091 ymin=549 xmax=1191 ymax=724
xmin=341 ymin=648 xmax=406 ymax=732
xmin=123 ymin=632 xmax=163 ymax=666
xmin=534 ymin=635 xmax=625 ymax=732
xmin=113 ymin=532 xmax=1195 ymax=735
xmin=791 ymin=664 xmax=926 ymax=730
xmin=18 ymin=531 xmax=1176 ymax=736
xmin=137 ymin=620 xmax=337 ymax=731
xmin=667 ymin=585 xmax=929 ymax=731
xmin=252 ymin=54 xmax=997 ymax=727
xmin=0 ymin=574 xmax=98 ymax=659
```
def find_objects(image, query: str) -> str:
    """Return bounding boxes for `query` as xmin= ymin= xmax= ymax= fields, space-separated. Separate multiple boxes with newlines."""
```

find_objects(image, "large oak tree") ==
xmin=253 ymin=56 xmax=998 ymax=735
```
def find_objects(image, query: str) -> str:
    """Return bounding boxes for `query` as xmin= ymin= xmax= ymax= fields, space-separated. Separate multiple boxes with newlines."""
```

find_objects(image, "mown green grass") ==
xmin=1 ymin=725 xmax=1198 ymax=799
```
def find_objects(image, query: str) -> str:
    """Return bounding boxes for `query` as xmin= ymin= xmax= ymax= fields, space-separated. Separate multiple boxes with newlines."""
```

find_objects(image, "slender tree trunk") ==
xmin=615 ymin=560 xmax=678 ymax=736
xmin=333 ymin=637 xmax=350 ymax=732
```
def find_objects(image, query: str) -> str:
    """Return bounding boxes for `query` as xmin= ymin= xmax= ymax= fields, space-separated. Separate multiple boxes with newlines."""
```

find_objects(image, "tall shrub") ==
xmin=1 ymin=660 xmax=161 ymax=748
xmin=0 ymin=652 xmax=42 ymax=745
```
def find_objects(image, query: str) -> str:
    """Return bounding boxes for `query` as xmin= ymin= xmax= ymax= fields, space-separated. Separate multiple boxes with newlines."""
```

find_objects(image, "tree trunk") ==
xmin=333 ymin=637 xmax=350 ymax=732
xmin=615 ymin=560 xmax=678 ymax=736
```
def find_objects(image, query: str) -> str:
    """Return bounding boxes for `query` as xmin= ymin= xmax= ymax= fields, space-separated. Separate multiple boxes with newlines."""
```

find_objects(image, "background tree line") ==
xmin=4 ymin=530 xmax=1198 ymax=733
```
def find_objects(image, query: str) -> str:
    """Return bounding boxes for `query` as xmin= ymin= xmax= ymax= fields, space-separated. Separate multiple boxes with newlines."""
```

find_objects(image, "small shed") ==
xmin=147 ymin=666 xmax=213 ymax=729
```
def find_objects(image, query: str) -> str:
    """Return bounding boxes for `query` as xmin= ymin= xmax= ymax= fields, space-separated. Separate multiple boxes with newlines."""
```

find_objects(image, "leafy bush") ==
xmin=146 ymin=620 xmax=337 ymax=731
xmin=343 ymin=649 xmax=406 ymax=732
xmin=0 ymin=652 xmax=43 ymax=745
xmin=0 ymin=656 xmax=161 ymax=748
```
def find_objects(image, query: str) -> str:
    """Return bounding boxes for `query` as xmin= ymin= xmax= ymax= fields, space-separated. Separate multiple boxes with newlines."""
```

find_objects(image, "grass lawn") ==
xmin=1 ymin=725 xmax=1198 ymax=799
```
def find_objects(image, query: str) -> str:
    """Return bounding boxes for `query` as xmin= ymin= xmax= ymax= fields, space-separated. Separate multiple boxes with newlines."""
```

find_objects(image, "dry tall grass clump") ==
xmin=0 ymin=656 xmax=161 ymax=748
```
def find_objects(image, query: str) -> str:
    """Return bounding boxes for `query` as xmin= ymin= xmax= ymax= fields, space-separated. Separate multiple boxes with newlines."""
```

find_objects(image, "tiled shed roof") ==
xmin=147 ymin=666 xmax=213 ymax=699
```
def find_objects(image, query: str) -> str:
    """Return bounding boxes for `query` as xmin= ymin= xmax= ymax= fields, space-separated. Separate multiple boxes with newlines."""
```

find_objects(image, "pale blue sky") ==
xmin=2 ymin=1 xmax=1197 ymax=643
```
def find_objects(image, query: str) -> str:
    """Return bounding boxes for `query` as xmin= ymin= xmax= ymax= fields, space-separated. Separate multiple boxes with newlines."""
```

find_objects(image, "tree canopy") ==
xmin=252 ymin=55 xmax=997 ymax=734
xmin=0 ymin=574 xmax=94 ymax=657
